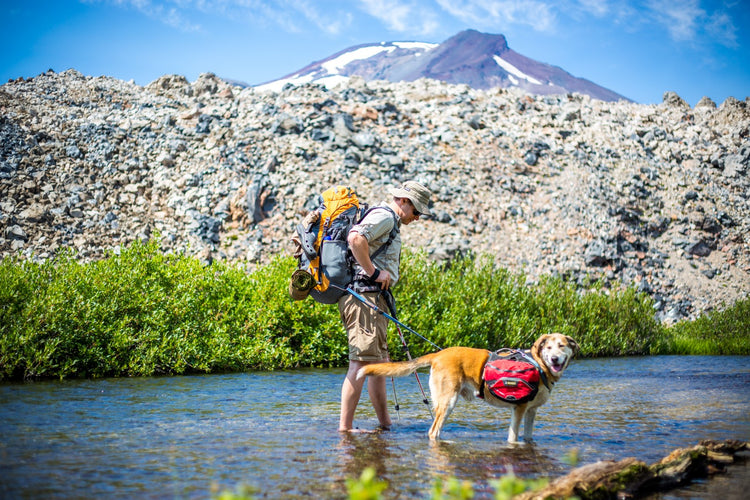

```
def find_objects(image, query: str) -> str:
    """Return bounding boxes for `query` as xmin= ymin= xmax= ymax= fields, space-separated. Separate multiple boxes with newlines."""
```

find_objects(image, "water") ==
xmin=1 ymin=356 xmax=748 ymax=499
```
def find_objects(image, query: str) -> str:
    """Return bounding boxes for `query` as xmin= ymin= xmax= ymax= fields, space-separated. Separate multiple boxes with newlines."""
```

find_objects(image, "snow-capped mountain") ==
xmin=255 ymin=30 xmax=630 ymax=102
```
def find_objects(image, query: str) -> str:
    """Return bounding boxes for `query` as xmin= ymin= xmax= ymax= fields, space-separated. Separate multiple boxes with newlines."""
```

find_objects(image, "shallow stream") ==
xmin=1 ymin=356 xmax=748 ymax=498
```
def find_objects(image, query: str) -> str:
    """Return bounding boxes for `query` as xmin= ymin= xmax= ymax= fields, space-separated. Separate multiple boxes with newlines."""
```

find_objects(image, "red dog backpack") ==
xmin=482 ymin=350 xmax=542 ymax=404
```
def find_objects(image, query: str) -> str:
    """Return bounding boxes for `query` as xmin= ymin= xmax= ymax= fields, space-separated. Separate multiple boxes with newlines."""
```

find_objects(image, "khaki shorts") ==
xmin=338 ymin=292 xmax=389 ymax=362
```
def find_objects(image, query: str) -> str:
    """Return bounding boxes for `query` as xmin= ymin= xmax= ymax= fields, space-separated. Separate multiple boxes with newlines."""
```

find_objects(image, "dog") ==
xmin=358 ymin=333 xmax=578 ymax=442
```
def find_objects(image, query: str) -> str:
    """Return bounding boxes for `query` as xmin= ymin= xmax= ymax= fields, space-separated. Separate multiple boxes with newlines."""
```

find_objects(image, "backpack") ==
xmin=481 ymin=349 xmax=547 ymax=404
xmin=291 ymin=185 xmax=398 ymax=304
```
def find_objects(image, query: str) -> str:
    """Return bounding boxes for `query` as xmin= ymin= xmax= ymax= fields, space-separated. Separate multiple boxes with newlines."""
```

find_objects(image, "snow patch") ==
xmin=393 ymin=42 xmax=439 ymax=51
xmin=322 ymin=46 xmax=395 ymax=73
xmin=256 ymin=74 xmax=352 ymax=93
xmin=493 ymin=55 xmax=542 ymax=85
xmin=255 ymin=73 xmax=314 ymax=93
xmin=314 ymin=75 xmax=351 ymax=89
xmin=256 ymin=41 xmax=438 ymax=93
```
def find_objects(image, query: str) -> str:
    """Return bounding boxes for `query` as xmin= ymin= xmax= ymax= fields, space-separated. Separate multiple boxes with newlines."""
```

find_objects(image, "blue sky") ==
xmin=2 ymin=0 xmax=748 ymax=105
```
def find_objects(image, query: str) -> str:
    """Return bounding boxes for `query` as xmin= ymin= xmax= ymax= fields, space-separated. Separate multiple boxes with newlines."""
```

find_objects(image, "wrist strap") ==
xmin=370 ymin=268 xmax=381 ymax=281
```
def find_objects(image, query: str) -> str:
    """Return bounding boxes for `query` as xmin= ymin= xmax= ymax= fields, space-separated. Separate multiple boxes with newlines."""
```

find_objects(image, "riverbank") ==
xmin=338 ymin=440 xmax=750 ymax=500
xmin=1 ymin=239 xmax=747 ymax=381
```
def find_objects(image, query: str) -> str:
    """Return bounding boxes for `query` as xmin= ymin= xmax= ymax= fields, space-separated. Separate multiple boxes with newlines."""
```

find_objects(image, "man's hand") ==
xmin=348 ymin=231 xmax=390 ymax=289
xmin=375 ymin=269 xmax=392 ymax=290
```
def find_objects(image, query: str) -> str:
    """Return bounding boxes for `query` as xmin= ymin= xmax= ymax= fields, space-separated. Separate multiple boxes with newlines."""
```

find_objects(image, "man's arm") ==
xmin=348 ymin=231 xmax=392 ymax=290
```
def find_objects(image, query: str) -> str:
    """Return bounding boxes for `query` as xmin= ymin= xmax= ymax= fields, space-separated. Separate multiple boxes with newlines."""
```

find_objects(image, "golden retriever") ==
xmin=358 ymin=333 xmax=578 ymax=442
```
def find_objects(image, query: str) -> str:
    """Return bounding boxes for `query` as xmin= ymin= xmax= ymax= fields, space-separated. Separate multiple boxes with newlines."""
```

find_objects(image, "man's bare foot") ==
xmin=339 ymin=427 xmax=379 ymax=434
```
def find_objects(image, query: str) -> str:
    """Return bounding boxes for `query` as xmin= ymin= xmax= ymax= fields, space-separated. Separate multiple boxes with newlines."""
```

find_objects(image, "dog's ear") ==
xmin=565 ymin=336 xmax=580 ymax=356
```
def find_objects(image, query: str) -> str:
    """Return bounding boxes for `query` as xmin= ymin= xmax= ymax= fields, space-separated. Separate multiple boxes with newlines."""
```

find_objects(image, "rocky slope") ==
xmin=1 ymin=70 xmax=748 ymax=323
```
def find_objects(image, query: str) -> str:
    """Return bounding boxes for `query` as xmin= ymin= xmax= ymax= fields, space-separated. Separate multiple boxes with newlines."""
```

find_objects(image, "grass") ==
xmin=660 ymin=297 xmax=750 ymax=354
xmin=0 ymin=238 xmax=747 ymax=381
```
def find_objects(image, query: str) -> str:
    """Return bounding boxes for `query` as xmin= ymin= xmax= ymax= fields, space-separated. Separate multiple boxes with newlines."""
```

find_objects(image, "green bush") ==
xmin=662 ymin=298 xmax=750 ymax=355
xmin=0 ymin=239 xmax=746 ymax=381
xmin=346 ymin=467 xmax=389 ymax=500
xmin=0 ymin=239 xmax=344 ymax=380
xmin=394 ymin=251 xmax=665 ymax=358
xmin=213 ymin=468 xmax=551 ymax=500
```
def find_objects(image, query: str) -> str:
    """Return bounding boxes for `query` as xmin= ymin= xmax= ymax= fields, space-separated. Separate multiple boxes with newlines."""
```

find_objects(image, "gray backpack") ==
xmin=291 ymin=186 xmax=397 ymax=304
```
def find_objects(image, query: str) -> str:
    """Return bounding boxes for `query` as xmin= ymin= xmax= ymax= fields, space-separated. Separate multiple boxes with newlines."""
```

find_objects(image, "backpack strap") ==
xmin=515 ymin=350 xmax=552 ymax=391
xmin=366 ymin=205 xmax=400 ymax=261
xmin=477 ymin=350 xmax=496 ymax=399
xmin=352 ymin=206 xmax=400 ymax=289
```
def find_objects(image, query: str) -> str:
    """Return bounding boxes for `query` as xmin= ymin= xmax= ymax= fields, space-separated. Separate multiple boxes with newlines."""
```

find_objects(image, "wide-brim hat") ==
xmin=390 ymin=181 xmax=432 ymax=216
xmin=289 ymin=269 xmax=315 ymax=301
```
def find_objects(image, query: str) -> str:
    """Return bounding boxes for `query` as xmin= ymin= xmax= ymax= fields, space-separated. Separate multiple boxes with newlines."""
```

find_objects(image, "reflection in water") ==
xmin=425 ymin=440 xmax=566 ymax=496
xmin=337 ymin=431 xmax=392 ymax=477
xmin=0 ymin=357 xmax=748 ymax=499
xmin=333 ymin=431 xmax=392 ymax=497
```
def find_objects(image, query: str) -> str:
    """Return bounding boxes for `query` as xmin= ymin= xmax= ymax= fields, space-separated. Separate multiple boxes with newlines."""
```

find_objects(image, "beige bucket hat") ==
xmin=390 ymin=181 xmax=433 ymax=216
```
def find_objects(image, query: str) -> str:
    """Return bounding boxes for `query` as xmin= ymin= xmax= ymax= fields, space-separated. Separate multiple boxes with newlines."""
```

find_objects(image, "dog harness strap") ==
xmin=515 ymin=350 xmax=552 ymax=391
xmin=477 ymin=350 xmax=497 ymax=399
xmin=480 ymin=349 xmax=552 ymax=403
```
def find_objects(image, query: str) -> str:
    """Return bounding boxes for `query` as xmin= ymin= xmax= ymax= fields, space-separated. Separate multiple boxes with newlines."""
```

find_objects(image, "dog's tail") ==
xmin=357 ymin=352 xmax=440 ymax=379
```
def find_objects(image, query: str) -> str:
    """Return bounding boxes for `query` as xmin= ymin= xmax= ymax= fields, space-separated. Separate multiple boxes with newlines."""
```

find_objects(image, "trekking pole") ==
xmin=331 ymin=284 xmax=442 ymax=350
xmin=390 ymin=376 xmax=401 ymax=421
xmin=385 ymin=301 xmax=433 ymax=418
xmin=332 ymin=284 xmax=438 ymax=417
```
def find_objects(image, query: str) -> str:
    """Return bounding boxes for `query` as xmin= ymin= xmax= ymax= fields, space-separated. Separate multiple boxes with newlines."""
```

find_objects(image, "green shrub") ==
xmin=346 ymin=467 xmax=388 ymax=500
xmin=662 ymin=298 xmax=750 ymax=355
xmin=430 ymin=476 xmax=475 ymax=500
xmin=0 ymin=239 xmax=745 ymax=381
xmin=0 ymin=239 xmax=344 ymax=380
xmin=394 ymin=251 xmax=665 ymax=358
xmin=490 ymin=472 xmax=548 ymax=500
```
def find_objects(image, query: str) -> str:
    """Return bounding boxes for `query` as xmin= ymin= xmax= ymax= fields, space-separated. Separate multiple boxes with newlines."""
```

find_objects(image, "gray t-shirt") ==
xmin=349 ymin=203 xmax=401 ymax=285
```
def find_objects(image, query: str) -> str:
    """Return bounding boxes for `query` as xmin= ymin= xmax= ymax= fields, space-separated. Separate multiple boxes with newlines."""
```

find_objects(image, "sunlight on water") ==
xmin=1 ymin=356 xmax=748 ymax=499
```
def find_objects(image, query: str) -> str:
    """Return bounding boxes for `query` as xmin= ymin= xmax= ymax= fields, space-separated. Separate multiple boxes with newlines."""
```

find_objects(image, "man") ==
xmin=338 ymin=180 xmax=433 ymax=432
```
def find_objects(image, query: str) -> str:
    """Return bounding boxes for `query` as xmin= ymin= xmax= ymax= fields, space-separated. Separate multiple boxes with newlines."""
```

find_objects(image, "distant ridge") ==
xmin=254 ymin=29 xmax=630 ymax=102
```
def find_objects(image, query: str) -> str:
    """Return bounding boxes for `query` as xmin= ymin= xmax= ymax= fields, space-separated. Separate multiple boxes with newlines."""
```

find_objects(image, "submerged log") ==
xmin=516 ymin=439 xmax=748 ymax=500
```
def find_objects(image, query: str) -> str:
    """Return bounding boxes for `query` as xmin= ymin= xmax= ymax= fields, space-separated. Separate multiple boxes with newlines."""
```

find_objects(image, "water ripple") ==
xmin=1 ymin=357 xmax=748 ymax=499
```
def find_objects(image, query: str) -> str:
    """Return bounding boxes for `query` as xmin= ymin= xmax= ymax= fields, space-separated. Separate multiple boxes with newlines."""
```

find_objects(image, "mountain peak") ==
xmin=255 ymin=30 xmax=629 ymax=102
xmin=446 ymin=29 xmax=509 ymax=52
